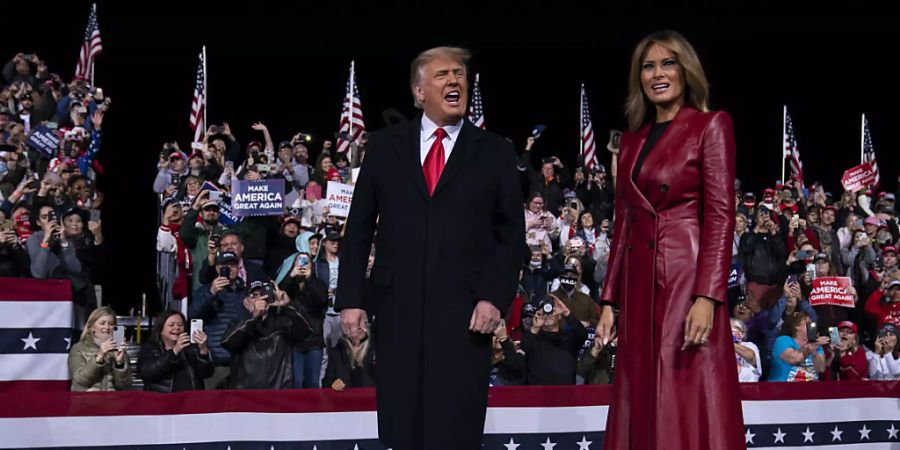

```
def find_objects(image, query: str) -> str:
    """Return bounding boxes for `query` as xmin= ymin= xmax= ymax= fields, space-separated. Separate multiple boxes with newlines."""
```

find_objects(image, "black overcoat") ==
xmin=336 ymin=116 xmax=525 ymax=450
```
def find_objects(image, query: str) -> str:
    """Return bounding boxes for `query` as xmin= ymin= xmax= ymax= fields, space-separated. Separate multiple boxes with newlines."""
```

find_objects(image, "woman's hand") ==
xmin=172 ymin=333 xmax=191 ymax=355
xmin=98 ymin=339 xmax=116 ymax=358
xmin=683 ymin=296 xmax=716 ymax=350
xmin=193 ymin=330 xmax=209 ymax=355
xmin=114 ymin=344 xmax=127 ymax=365
xmin=331 ymin=379 xmax=346 ymax=392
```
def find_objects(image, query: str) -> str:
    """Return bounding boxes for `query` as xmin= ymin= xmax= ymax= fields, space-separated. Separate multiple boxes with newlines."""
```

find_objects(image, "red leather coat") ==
xmin=601 ymin=107 xmax=746 ymax=450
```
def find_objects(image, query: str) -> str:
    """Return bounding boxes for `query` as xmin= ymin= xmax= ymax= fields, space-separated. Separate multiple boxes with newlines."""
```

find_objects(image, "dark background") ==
xmin=4 ymin=4 xmax=898 ymax=312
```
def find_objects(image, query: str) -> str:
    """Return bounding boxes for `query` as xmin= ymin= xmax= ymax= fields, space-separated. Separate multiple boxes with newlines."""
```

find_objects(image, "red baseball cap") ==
xmin=837 ymin=321 xmax=858 ymax=334
xmin=883 ymin=246 xmax=898 ymax=256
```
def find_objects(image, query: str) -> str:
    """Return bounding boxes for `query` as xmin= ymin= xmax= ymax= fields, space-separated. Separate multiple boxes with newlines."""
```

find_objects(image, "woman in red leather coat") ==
xmin=597 ymin=30 xmax=745 ymax=450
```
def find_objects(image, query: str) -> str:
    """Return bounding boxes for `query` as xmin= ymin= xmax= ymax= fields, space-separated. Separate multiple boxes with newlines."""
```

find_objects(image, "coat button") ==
xmin=647 ymin=241 xmax=655 ymax=249
xmin=660 ymin=184 xmax=669 ymax=193
xmin=626 ymin=244 xmax=633 ymax=251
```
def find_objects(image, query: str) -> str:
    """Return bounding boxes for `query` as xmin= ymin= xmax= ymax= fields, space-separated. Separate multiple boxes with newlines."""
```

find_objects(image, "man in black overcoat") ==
xmin=336 ymin=46 xmax=525 ymax=450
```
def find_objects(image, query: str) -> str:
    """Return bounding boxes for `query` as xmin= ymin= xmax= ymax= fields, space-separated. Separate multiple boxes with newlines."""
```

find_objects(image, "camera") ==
xmin=208 ymin=191 xmax=222 ymax=202
xmin=209 ymin=125 xmax=224 ymax=135
xmin=257 ymin=164 xmax=270 ymax=177
xmin=170 ymin=173 xmax=182 ymax=187
xmin=541 ymin=157 xmax=555 ymax=165
xmin=218 ymin=266 xmax=230 ymax=279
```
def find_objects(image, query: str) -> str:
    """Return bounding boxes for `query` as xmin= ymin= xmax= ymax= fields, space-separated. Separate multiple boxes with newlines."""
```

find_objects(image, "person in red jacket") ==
xmin=830 ymin=321 xmax=868 ymax=380
xmin=865 ymin=279 xmax=900 ymax=329
xmin=597 ymin=30 xmax=743 ymax=450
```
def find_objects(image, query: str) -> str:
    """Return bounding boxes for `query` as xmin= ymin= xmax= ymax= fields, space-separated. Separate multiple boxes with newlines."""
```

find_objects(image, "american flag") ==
xmin=580 ymin=84 xmax=597 ymax=170
xmin=468 ymin=73 xmax=485 ymax=129
xmin=783 ymin=106 xmax=804 ymax=185
xmin=73 ymin=4 xmax=102 ymax=83
xmin=190 ymin=49 xmax=206 ymax=144
xmin=336 ymin=61 xmax=365 ymax=154
xmin=0 ymin=278 xmax=73 ymax=393
xmin=862 ymin=114 xmax=880 ymax=189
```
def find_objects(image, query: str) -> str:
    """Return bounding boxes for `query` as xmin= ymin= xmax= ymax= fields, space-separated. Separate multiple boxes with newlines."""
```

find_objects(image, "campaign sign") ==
xmin=231 ymin=180 xmax=284 ymax=217
xmin=809 ymin=277 xmax=855 ymax=308
xmin=26 ymin=125 xmax=61 ymax=157
xmin=326 ymin=181 xmax=355 ymax=218
xmin=199 ymin=182 xmax=241 ymax=225
xmin=841 ymin=162 xmax=878 ymax=192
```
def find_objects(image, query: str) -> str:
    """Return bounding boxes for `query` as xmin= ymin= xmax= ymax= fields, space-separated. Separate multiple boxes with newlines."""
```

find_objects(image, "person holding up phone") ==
xmin=764 ymin=276 xmax=817 ymax=374
xmin=740 ymin=206 xmax=787 ymax=312
xmin=137 ymin=311 xmax=213 ymax=393
xmin=221 ymin=280 xmax=312 ymax=389
xmin=825 ymin=321 xmax=868 ymax=381
xmin=768 ymin=311 xmax=827 ymax=381
xmin=279 ymin=252 xmax=328 ymax=388
xmin=523 ymin=193 xmax=559 ymax=252
xmin=869 ymin=323 xmax=900 ymax=380
xmin=68 ymin=307 xmax=132 ymax=391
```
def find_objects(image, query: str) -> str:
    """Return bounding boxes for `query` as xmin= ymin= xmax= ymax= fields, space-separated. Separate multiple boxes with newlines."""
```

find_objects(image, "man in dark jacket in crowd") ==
xmin=188 ymin=251 xmax=251 ymax=389
xmin=518 ymin=137 xmax=570 ymax=216
xmin=521 ymin=295 xmax=587 ymax=385
xmin=221 ymin=280 xmax=311 ymax=389
xmin=740 ymin=206 xmax=787 ymax=312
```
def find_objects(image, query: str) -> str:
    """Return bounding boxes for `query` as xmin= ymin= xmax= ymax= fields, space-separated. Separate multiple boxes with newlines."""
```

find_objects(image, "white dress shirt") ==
xmin=420 ymin=114 xmax=463 ymax=166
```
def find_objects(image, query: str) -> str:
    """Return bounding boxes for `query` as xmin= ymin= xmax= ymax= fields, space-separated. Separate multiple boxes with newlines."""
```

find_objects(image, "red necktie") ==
xmin=423 ymin=127 xmax=447 ymax=196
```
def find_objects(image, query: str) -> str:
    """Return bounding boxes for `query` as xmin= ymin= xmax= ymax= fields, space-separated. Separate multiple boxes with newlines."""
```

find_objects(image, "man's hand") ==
xmin=340 ymin=308 xmax=369 ymax=345
xmin=210 ymin=277 xmax=230 ymax=295
xmin=251 ymin=122 xmax=267 ymax=132
xmin=331 ymin=379 xmax=347 ymax=392
xmin=469 ymin=300 xmax=500 ymax=334
xmin=525 ymin=136 xmax=535 ymax=151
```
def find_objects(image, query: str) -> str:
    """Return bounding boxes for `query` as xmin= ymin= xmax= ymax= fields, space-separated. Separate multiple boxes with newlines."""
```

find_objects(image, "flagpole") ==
xmin=90 ymin=4 xmax=96 ymax=87
xmin=781 ymin=105 xmax=787 ymax=184
xmin=860 ymin=113 xmax=865 ymax=165
xmin=202 ymin=46 xmax=208 ymax=135
xmin=579 ymin=84 xmax=585 ymax=161
xmin=348 ymin=61 xmax=355 ymax=140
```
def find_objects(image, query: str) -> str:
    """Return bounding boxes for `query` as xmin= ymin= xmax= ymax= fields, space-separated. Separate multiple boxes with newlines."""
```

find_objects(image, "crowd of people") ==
xmin=2 ymin=50 xmax=898 ymax=393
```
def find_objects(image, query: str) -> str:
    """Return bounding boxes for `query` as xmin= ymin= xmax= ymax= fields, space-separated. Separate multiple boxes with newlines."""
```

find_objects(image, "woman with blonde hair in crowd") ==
xmin=67 ymin=306 xmax=132 ymax=391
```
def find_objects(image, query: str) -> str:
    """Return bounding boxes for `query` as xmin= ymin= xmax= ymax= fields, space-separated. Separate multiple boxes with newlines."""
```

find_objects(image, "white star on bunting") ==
xmin=888 ymin=424 xmax=899 ymax=440
xmin=540 ymin=436 xmax=557 ymax=450
xmin=503 ymin=437 xmax=521 ymax=450
xmin=63 ymin=337 xmax=71 ymax=350
xmin=745 ymin=428 xmax=756 ymax=445
xmin=802 ymin=427 xmax=815 ymax=443
xmin=773 ymin=428 xmax=787 ymax=444
xmin=21 ymin=332 xmax=40 ymax=350
xmin=830 ymin=425 xmax=843 ymax=442
xmin=576 ymin=435 xmax=593 ymax=450
xmin=859 ymin=425 xmax=872 ymax=440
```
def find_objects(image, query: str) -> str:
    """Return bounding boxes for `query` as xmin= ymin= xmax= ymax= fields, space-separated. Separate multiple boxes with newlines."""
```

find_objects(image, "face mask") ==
xmin=560 ymin=276 xmax=577 ymax=289
xmin=191 ymin=169 xmax=201 ymax=177
xmin=529 ymin=260 xmax=542 ymax=270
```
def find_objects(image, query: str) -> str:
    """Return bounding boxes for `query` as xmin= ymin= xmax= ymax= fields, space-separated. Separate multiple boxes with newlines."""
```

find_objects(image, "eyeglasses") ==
xmin=248 ymin=291 xmax=268 ymax=299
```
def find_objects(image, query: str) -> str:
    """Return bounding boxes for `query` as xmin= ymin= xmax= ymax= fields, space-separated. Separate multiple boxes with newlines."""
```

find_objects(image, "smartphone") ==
xmin=219 ymin=266 xmax=230 ymax=279
xmin=787 ymin=274 xmax=798 ymax=285
xmin=297 ymin=254 xmax=309 ymax=267
xmin=257 ymin=164 xmax=270 ymax=175
xmin=829 ymin=327 xmax=840 ymax=346
xmin=113 ymin=325 xmax=125 ymax=344
xmin=806 ymin=322 xmax=818 ymax=343
xmin=224 ymin=161 xmax=234 ymax=171
xmin=805 ymin=263 xmax=817 ymax=281
xmin=208 ymin=191 xmax=222 ymax=202
xmin=190 ymin=319 xmax=203 ymax=344
xmin=795 ymin=250 xmax=813 ymax=260
xmin=90 ymin=210 xmax=101 ymax=222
